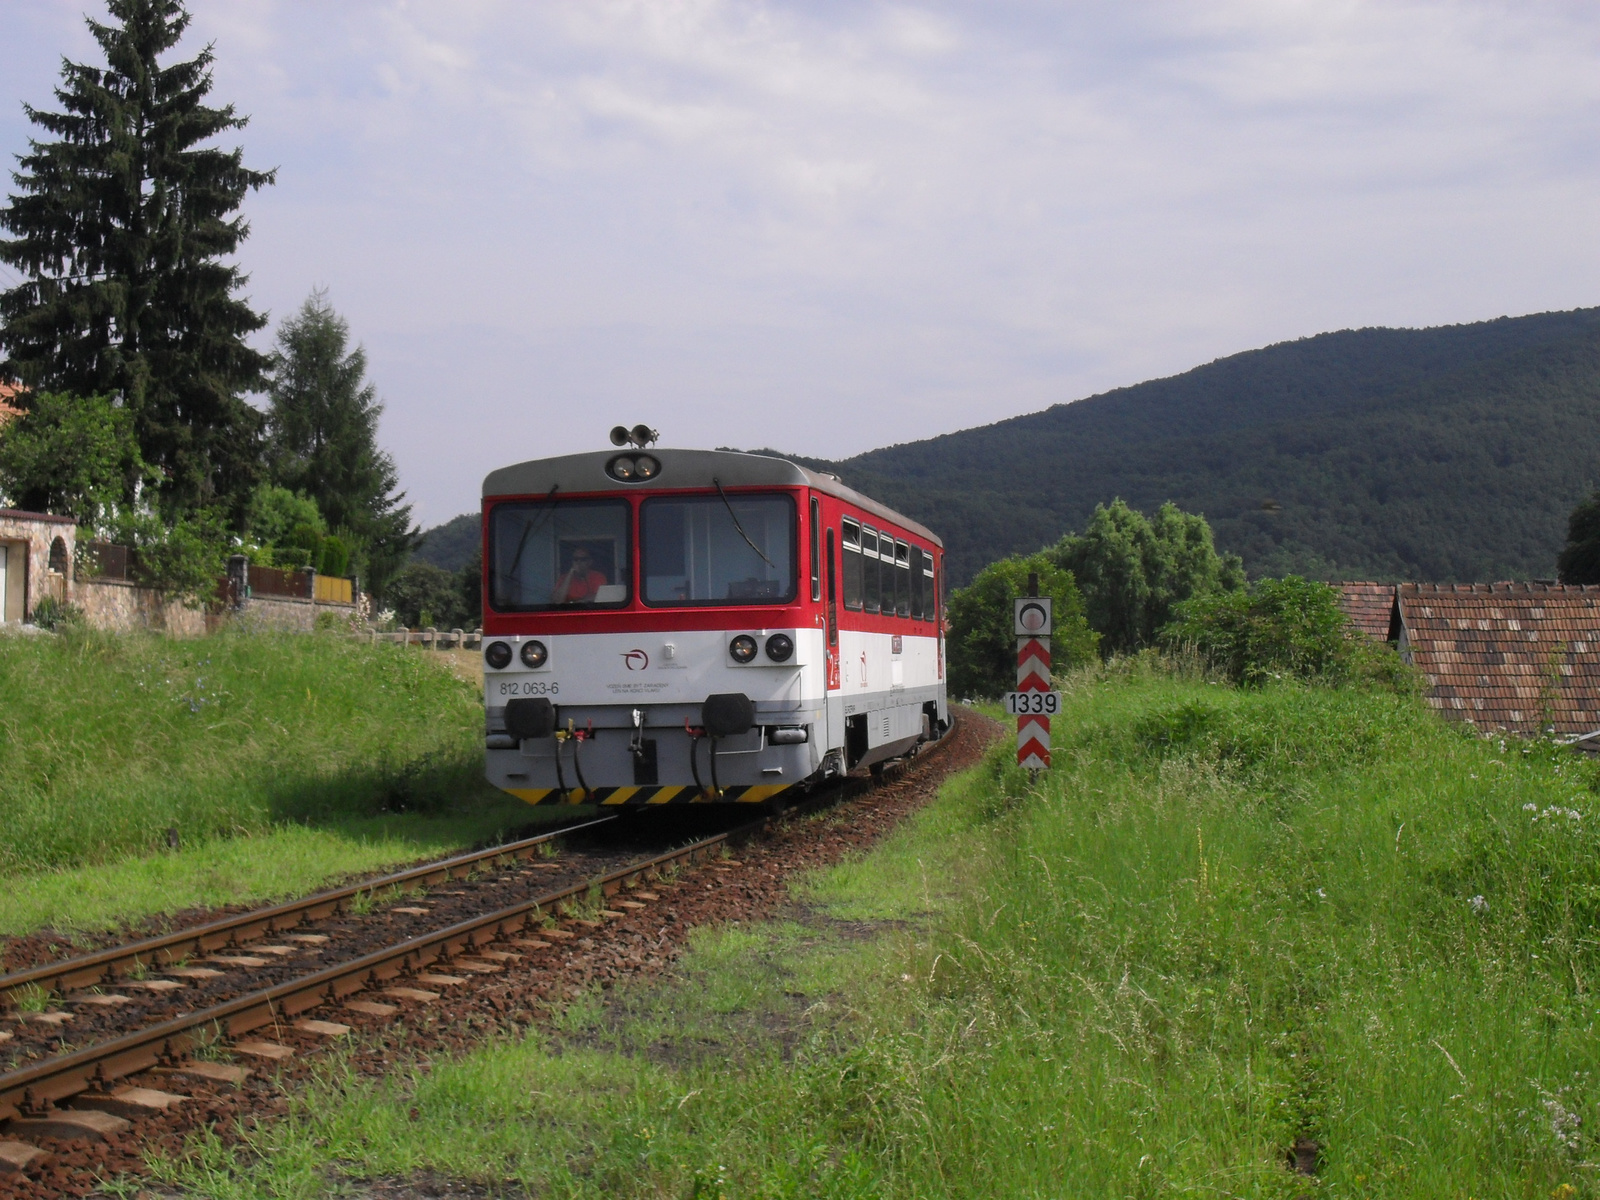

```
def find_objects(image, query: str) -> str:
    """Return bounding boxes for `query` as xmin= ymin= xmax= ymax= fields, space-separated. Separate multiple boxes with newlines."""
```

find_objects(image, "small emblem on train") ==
xmin=621 ymin=648 xmax=650 ymax=671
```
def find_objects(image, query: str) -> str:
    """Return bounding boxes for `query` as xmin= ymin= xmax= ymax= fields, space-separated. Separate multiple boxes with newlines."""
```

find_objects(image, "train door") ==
xmin=825 ymin=527 xmax=840 ymax=691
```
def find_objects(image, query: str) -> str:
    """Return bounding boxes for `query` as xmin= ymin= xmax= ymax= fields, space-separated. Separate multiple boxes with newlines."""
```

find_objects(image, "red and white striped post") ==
xmin=1015 ymin=579 xmax=1052 ymax=772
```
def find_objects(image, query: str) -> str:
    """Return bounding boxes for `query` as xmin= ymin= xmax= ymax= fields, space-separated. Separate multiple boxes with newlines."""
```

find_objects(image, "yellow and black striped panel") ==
xmin=505 ymin=784 xmax=793 ymax=806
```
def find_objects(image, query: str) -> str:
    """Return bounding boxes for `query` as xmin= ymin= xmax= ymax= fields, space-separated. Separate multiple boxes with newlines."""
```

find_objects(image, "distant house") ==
xmin=0 ymin=510 xmax=75 ymax=624
xmin=1335 ymin=582 xmax=1399 ymax=641
xmin=1394 ymin=582 xmax=1600 ymax=739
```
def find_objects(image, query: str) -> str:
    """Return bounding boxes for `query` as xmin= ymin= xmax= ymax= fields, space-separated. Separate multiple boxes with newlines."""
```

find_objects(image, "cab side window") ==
xmin=809 ymin=496 xmax=821 ymax=602
xmin=842 ymin=518 xmax=863 ymax=611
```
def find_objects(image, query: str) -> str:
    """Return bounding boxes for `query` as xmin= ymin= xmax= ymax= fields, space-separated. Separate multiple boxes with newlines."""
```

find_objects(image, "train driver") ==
xmin=551 ymin=547 xmax=607 ymax=603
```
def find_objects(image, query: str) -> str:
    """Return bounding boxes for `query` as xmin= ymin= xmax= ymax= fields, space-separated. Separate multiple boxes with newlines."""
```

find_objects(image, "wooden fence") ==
xmin=313 ymin=574 xmax=353 ymax=604
xmin=366 ymin=628 xmax=482 ymax=649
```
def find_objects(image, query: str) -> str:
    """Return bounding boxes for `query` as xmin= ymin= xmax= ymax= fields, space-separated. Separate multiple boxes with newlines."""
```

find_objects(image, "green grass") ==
xmin=0 ymin=627 xmax=561 ymax=936
xmin=154 ymin=666 xmax=1600 ymax=1198
xmin=0 ymin=807 xmax=542 ymax=936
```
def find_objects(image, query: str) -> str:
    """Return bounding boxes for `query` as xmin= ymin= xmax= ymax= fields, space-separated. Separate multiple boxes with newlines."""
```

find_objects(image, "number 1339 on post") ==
xmin=1004 ymin=691 xmax=1061 ymax=716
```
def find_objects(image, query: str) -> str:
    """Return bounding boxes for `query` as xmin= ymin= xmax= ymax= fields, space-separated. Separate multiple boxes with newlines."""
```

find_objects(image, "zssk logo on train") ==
xmin=621 ymin=648 xmax=650 ymax=671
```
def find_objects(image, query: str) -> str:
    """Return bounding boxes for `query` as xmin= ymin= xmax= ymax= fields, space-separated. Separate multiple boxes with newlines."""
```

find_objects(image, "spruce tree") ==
xmin=0 ymin=0 xmax=274 ymax=518
xmin=267 ymin=290 xmax=416 ymax=599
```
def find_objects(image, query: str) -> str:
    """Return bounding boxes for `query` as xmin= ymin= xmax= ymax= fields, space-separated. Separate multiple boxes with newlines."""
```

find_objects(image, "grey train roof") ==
xmin=482 ymin=448 xmax=942 ymax=548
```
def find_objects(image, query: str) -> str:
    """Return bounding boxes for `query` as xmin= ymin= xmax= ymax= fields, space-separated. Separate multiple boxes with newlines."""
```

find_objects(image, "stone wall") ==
xmin=74 ymin=577 xmax=209 ymax=636
xmin=75 ymin=577 xmax=356 ymax=636
xmin=229 ymin=593 xmax=357 ymax=632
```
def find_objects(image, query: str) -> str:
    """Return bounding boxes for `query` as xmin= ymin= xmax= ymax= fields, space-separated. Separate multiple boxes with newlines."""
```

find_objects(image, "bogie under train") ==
xmin=480 ymin=444 xmax=948 ymax=804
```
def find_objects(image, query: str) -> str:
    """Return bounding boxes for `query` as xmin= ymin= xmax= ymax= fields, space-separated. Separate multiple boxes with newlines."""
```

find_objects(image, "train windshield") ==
xmin=641 ymin=493 xmax=796 ymax=606
xmin=488 ymin=499 xmax=631 ymax=611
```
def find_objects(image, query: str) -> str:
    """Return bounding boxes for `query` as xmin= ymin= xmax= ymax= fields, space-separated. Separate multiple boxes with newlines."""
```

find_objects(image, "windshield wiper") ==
xmin=712 ymin=476 xmax=776 ymax=569
xmin=502 ymin=483 xmax=560 ymax=588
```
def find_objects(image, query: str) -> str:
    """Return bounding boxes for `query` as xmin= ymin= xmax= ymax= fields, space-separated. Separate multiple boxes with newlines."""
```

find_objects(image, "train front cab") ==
xmin=479 ymin=450 xmax=947 ymax=806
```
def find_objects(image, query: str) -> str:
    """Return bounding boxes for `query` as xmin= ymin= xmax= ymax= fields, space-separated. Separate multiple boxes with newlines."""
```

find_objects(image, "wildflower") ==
xmin=1316 ymin=887 xmax=1327 ymax=899
xmin=1543 ymin=1093 xmax=1582 ymax=1151
xmin=1469 ymin=895 xmax=1489 ymax=914
xmin=1525 ymin=803 xmax=1540 ymax=812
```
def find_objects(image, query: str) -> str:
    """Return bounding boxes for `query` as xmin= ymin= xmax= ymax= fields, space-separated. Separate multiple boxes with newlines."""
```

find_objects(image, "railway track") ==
xmin=0 ymin=712 xmax=987 ymax=1186
xmin=0 ymin=815 xmax=619 ymax=1014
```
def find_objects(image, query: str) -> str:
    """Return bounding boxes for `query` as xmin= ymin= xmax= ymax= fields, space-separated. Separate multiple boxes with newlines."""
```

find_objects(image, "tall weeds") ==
xmin=0 ymin=628 xmax=485 ymax=873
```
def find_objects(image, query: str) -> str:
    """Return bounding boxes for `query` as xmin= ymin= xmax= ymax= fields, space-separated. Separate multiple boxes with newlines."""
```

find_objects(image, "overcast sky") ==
xmin=2 ymin=1 xmax=1598 ymax=526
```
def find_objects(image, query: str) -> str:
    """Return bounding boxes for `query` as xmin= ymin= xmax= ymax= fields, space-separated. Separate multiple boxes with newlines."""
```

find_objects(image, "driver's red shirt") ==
xmin=557 ymin=568 xmax=607 ymax=601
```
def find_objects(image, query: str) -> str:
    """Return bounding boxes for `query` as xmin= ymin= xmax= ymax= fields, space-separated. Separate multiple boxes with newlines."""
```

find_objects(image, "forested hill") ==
xmin=413 ymin=512 xmax=478 ymax=571
xmin=800 ymin=307 xmax=1600 ymax=585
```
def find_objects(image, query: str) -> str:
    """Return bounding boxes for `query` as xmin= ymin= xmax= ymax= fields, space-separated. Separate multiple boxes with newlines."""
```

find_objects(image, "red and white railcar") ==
xmin=480 ymin=445 xmax=948 ymax=805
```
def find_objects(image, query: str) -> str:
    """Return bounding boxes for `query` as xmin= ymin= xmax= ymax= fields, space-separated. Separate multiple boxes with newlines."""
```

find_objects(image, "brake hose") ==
xmin=570 ymin=721 xmax=592 ymax=799
xmin=552 ymin=731 xmax=570 ymax=803
xmin=685 ymin=718 xmax=710 ymax=800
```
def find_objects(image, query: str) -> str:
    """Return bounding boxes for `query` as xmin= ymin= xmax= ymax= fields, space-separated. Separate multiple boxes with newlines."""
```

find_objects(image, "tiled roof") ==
xmin=0 ymin=509 xmax=75 ymax=525
xmin=1336 ymin=582 xmax=1397 ymax=640
xmin=0 ymin=381 xmax=22 ymax=425
xmin=1397 ymin=582 xmax=1600 ymax=737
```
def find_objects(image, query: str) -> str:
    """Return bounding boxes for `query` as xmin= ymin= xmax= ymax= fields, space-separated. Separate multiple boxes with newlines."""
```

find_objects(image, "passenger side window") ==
xmin=861 ymin=525 xmax=880 ymax=614
xmin=921 ymin=549 xmax=936 ymax=621
xmin=910 ymin=547 xmax=925 ymax=620
xmin=842 ymin=518 xmax=863 ymax=611
xmin=895 ymin=540 xmax=911 ymax=617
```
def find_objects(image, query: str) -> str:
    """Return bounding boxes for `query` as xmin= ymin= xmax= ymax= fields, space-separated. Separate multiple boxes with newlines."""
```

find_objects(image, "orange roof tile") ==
xmin=1335 ymin=582 xmax=1397 ymax=640
xmin=1397 ymin=582 xmax=1600 ymax=737
xmin=0 ymin=381 xmax=25 ymax=425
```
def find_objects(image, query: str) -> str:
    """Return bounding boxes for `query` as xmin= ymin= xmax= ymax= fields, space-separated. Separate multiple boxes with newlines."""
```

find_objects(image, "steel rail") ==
xmin=0 ymin=824 xmax=741 ymax=1123
xmin=0 ymin=815 xmax=619 ymax=1009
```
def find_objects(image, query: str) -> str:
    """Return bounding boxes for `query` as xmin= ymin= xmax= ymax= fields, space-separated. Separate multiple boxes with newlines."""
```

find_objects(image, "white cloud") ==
xmin=2 ymin=1 xmax=1598 ymax=524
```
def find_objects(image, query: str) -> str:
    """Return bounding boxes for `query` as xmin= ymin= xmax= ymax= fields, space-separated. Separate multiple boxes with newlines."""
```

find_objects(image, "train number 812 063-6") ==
xmin=497 ymin=679 xmax=560 ymax=697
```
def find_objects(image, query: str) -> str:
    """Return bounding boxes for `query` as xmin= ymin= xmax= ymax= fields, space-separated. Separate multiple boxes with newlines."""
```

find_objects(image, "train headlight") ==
xmin=729 ymin=634 xmax=758 ymax=663
xmin=520 ymin=639 xmax=548 ymax=668
xmin=485 ymin=640 xmax=513 ymax=669
xmin=606 ymin=453 xmax=661 ymax=482
xmin=764 ymin=633 xmax=794 ymax=662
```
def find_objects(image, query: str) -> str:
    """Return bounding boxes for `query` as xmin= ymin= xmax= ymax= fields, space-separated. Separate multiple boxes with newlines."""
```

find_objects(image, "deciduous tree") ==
xmin=387 ymin=561 xmax=466 ymax=631
xmin=1162 ymin=576 xmax=1351 ymax=685
xmin=947 ymin=553 xmax=1097 ymax=699
xmin=0 ymin=390 xmax=147 ymax=524
xmin=1557 ymin=490 xmax=1600 ymax=585
xmin=1051 ymin=499 xmax=1244 ymax=657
